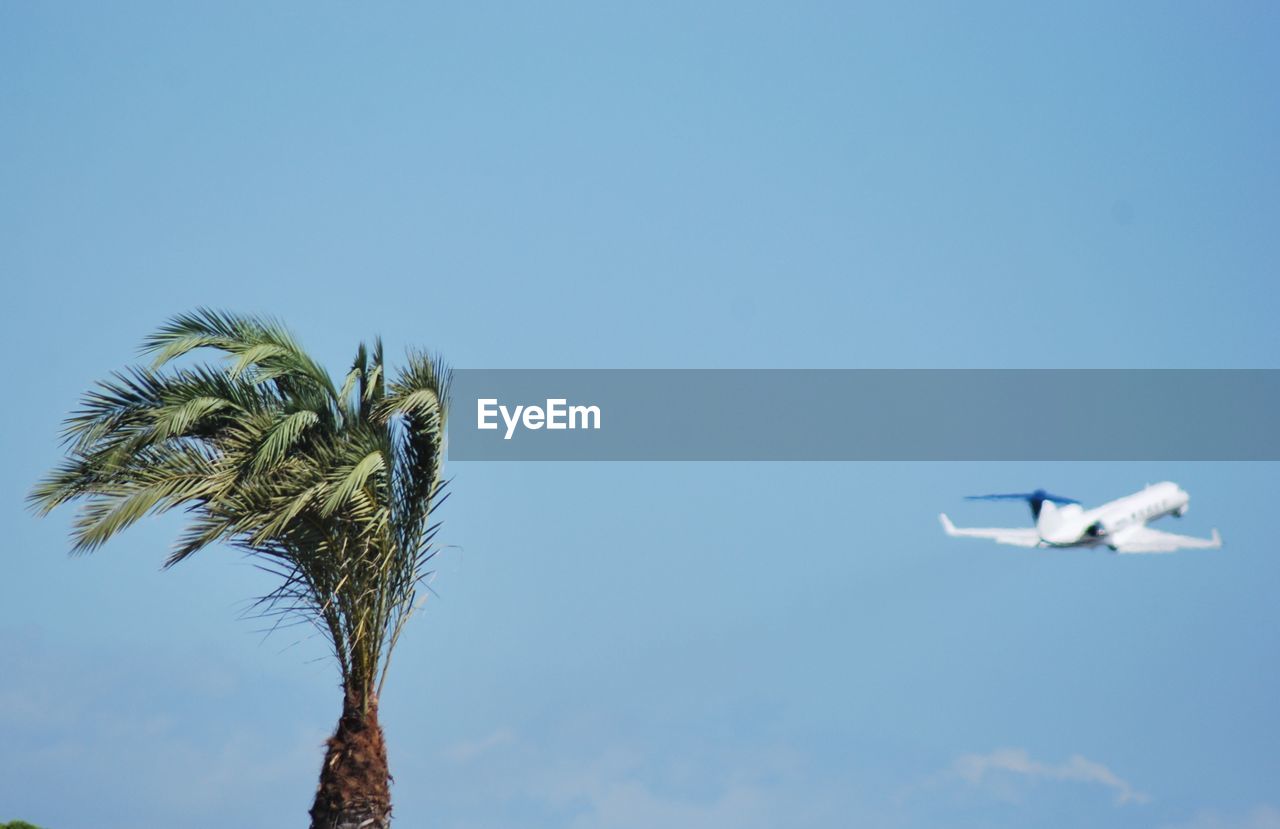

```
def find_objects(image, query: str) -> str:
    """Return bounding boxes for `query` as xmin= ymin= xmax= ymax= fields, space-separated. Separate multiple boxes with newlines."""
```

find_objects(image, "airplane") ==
xmin=939 ymin=482 xmax=1222 ymax=554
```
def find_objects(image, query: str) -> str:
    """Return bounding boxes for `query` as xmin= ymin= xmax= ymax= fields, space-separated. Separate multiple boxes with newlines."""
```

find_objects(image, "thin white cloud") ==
xmin=952 ymin=747 xmax=1149 ymax=805
xmin=522 ymin=743 xmax=783 ymax=829
xmin=442 ymin=728 xmax=516 ymax=763
xmin=561 ymin=778 xmax=770 ymax=829
xmin=429 ymin=731 xmax=849 ymax=829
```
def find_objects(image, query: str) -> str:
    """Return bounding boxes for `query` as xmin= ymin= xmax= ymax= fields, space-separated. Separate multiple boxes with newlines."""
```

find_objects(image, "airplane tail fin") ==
xmin=966 ymin=489 xmax=1079 ymax=522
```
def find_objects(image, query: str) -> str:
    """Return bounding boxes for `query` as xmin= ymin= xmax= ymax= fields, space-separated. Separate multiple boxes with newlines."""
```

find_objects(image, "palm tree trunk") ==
xmin=309 ymin=691 xmax=392 ymax=829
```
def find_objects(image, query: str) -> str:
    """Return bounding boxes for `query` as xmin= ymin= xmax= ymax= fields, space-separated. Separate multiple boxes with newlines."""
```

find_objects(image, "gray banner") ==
xmin=447 ymin=369 xmax=1280 ymax=461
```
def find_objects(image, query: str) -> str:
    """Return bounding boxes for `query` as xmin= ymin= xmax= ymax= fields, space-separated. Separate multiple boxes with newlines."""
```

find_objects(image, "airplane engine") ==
xmin=1086 ymin=521 xmax=1109 ymax=538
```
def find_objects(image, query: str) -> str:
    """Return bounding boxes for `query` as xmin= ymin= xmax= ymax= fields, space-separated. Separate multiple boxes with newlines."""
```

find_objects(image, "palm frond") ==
xmin=33 ymin=311 xmax=451 ymax=711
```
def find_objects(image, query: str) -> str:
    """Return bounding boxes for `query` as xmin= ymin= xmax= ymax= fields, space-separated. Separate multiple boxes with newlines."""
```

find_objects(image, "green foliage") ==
xmin=3 ymin=821 xmax=48 ymax=829
xmin=31 ymin=310 xmax=451 ymax=705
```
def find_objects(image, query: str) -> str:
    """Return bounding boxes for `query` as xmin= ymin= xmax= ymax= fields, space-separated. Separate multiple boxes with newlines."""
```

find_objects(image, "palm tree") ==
xmin=30 ymin=310 xmax=450 ymax=829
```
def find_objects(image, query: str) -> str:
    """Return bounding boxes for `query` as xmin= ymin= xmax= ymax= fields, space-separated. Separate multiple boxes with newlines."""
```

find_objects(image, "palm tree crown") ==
xmin=31 ymin=310 xmax=450 ymax=827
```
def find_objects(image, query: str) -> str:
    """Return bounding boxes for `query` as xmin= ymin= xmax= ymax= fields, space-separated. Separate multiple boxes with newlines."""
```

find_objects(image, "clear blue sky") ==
xmin=3 ymin=3 xmax=1279 ymax=828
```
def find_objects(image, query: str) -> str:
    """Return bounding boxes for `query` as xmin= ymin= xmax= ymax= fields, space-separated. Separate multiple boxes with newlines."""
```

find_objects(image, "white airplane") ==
xmin=940 ymin=482 xmax=1221 ymax=554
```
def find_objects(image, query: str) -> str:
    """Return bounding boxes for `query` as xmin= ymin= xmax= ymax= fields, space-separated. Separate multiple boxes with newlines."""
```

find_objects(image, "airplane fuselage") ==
xmin=1038 ymin=481 xmax=1189 ymax=548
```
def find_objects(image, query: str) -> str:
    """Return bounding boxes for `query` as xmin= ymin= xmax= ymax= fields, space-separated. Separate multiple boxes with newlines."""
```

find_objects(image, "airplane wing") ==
xmin=1109 ymin=526 xmax=1222 ymax=554
xmin=939 ymin=514 xmax=1042 ymax=548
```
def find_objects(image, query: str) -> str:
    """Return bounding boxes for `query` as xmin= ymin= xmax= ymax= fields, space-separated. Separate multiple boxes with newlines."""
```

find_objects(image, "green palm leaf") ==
xmin=32 ymin=311 xmax=450 ymax=708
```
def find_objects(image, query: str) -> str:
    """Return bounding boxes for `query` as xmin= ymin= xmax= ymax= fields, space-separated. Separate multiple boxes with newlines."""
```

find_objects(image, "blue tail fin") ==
xmin=965 ymin=489 xmax=1079 ymax=521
